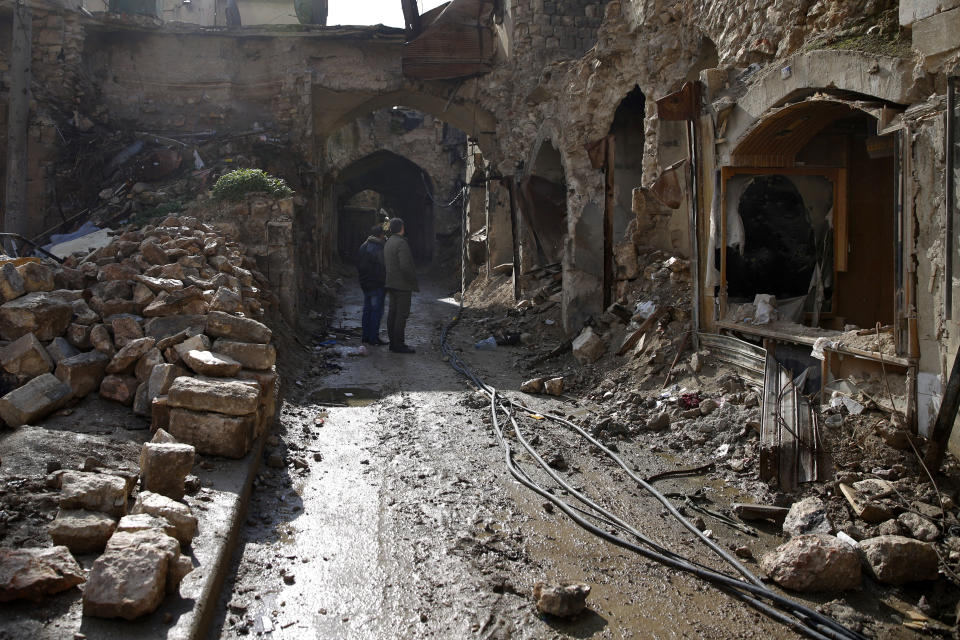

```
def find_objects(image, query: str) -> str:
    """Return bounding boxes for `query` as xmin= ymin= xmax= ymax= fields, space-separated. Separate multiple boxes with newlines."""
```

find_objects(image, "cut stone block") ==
xmin=82 ymin=529 xmax=189 ymax=620
xmin=0 ymin=332 xmax=54 ymax=377
xmin=111 ymin=316 xmax=144 ymax=348
xmin=135 ymin=348 xmax=163 ymax=382
xmin=167 ymin=376 xmax=259 ymax=416
xmin=45 ymin=336 xmax=80 ymax=365
xmin=144 ymin=315 xmax=206 ymax=340
xmin=140 ymin=443 xmax=195 ymax=500
xmin=205 ymin=310 xmax=272 ymax=344
xmin=0 ymin=373 xmax=73 ymax=427
xmin=106 ymin=337 xmax=156 ymax=374
xmin=181 ymin=349 xmax=241 ymax=377
xmin=0 ymin=292 xmax=73 ymax=341
xmin=212 ymin=339 xmax=276 ymax=370
xmin=60 ymin=471 xmax=129 ymax=517
xmin=49 ymin=509 xmax=117 ymax=553
xmin=131 ymin=491 xmax=197 ymax=544
xmin=100 ymin=375 xmax=139 ymax=406
xmin=168 ymin=407 xmax=255 ymax=458
xmin=16 ymin=262 xmax=55 ymax=292
xmin=0 ymin=263 xmax=26 ymax=303
xmin=55 ymin=350 xmax=110 ymax=398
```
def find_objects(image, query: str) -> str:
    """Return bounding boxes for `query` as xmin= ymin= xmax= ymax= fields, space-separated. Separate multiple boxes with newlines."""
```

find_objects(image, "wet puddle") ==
xmin=308 ymin=387 xmax=381 ymax=407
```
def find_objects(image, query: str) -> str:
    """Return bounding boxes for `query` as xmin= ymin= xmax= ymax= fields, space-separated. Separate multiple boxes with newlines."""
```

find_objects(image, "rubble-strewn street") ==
xmin=4 ymin=0 xmax=960 ymax=637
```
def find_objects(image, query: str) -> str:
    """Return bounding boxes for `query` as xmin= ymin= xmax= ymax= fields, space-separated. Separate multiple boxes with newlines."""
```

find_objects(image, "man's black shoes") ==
xmin=390 ymin=344 xmax=416 ymax=354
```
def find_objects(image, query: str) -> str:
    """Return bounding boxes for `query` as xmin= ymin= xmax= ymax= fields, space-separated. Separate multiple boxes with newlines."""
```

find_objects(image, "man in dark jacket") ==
xmin=384 ymin=218 xmax=419 ymax=353
xmin=356 ymin=224 xmax=387 ymax=345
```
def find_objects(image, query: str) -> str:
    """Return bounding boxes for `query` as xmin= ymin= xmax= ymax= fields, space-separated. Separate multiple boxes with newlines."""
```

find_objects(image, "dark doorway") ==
xmin=520 ymin=140 xmax=567 ymax=267
xmin=335 ymin=150 xmax=435 ymax=264
xmin=609 ymin=86 xmax=646 ymax=238
xmin=726 ymin=175 xmax=818 ymax=300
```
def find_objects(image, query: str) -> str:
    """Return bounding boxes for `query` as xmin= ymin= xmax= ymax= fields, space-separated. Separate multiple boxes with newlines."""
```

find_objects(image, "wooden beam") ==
xmin=924 ymin=342 xmax=960 ymax=470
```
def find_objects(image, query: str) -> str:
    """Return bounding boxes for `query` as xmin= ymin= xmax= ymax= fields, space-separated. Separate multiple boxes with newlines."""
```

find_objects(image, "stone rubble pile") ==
xmin=0 ymin=214 xmax=278 ymax=458
xmin=0 ymin=213 xmax=283 ymax=618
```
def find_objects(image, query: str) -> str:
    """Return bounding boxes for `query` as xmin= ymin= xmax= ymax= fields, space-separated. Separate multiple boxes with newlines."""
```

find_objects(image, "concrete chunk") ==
xmin=0 ymin=373 xmax=73 ymax=427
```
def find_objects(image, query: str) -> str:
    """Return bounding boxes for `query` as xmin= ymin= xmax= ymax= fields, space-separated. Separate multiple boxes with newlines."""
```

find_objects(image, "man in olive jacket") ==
xmin=384 ymin=217 xmax=419 ymax=353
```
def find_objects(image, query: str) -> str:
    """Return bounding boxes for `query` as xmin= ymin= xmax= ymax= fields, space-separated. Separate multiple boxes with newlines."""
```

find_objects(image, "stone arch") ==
xmin=315 ymin=85 xmax=497 ymax=159
xmin=334 ymin=150 xmax=437 ymax=264
xmin=720 ymin=49 xmax=917 ymax=165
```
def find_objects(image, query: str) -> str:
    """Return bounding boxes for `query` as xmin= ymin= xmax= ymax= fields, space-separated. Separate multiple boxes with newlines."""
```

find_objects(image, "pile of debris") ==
xmin=0 ymin=213 xmax=281 ymax=618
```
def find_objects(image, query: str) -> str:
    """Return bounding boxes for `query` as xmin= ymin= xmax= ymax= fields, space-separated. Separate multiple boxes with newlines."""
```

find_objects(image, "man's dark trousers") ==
xmin=362 ymin=287 xmax=385 ymax=343
xmin=387 ymin=289 xmax=412 ymax=348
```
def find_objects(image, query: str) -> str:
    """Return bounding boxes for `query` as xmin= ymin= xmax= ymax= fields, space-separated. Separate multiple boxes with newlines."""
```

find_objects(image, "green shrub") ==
xmin=212 ymin=169 xmax=293 ymax=201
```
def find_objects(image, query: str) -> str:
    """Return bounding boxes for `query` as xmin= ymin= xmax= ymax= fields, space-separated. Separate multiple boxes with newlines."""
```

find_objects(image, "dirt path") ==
xmin=209 ymin=276 xmax=811 ymax=639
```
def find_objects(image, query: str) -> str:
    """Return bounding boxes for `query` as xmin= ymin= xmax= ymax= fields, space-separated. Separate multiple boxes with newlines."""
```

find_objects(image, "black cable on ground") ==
xmin=440 ymin=312 xmax=867 ymax=640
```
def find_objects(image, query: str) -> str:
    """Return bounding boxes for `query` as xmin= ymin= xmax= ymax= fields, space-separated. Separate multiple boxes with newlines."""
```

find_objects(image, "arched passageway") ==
xmin=520 ymin=139 xmax=567 ymax=268
xmin=609 ymin=86 xmax=646 ymax=239
xmin=335 ymin=150 xmax=436 ymax=264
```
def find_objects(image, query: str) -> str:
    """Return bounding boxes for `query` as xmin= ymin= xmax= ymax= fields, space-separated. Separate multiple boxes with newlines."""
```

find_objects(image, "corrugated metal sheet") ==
xmin=698 ymin=332 xmax=765 ymax=383
xmin=402 ymin=0 xmax=495 ymax=80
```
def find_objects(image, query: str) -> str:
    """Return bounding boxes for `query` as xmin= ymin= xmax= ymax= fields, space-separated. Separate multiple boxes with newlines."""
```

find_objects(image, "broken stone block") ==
xmin=134 ymin=347 xmax=163 ymax=382
xmin=211 ymin=339 xmax=276 ymax=370
xmin=98 ymin=263 xmax=139 ymax=282
xmin=55 ymin=350 xmax=110 ymax=398
xmin=82 ymin=529 xmax=188 ymax=620
xmin=839 ymin=482 xmax=893 ymax=523
xmin=143 ymin=287 xmax=206 ymax=317
xmin=144 ymin=315 xmax=207 ymax=341
xmin=60 ymin=471 xmax=129 ymax=517
xmin=760 ymin=534 xmax=861 ymax=592
xmin=49 ymin=509 xmax=118 ymax=553
xmin=168 ymin=407 xmax=255 ymax=458
xmin=0 ymin=263 xmax=26 ymax=302
xmin=209 ymin=286 xmax=242 ymax=313
xmin=45 ymin=336 xmax=79 ymax=365
xmin=532 ymin=582 xmax=591 ymax=617
xmin=699 ymin=398 xmax=718 ymax=416
xmin=543 ymin=377 xmax=564 ymax=396
xmin=181 ymin=349 xmax=241 ymax=377
xmin=783 ymin=497 xmax=833 ymax=538
xmin=115 ymin=513 xmax=178 ymax=540
xmin=140 ymin=443 xmax=195 ymax=500
xmin=66 ymin=323 xmax=93 ymax=349
xmin=150 ymin=394 xmax=171 ymax=430
xmin=151 ymin=428 xmax=178 ymax=444
xmin=167 ymin=376 xmax=259 ymax=416
xmin=111 ymin=316 xmax=144 ymax=348
xmin=858 ymin=535 xmax=939 ymax=584
xmin=0 ymin=292 xmax=73 ymax=341
xmin=132 ymin=282 xmax=154 ymax=307
xmin=133 ymin=382 xmax=151 ymax=417
xmin=106 ymin=337 xmax=156 ymax=374
xmin=16 ymin=262 xmax=55 ymax=293
xmin=0 ymin=373 xmax=73 ymax=427
xmin=0 ymin=546 xmax=85 ymax=602
xmin=100 ymin=375 xmax=139 ymax=406
xmin=131 ymin=491 xmax=197 ymax=544
xmin=205 ymin=310 xmax=272 ymax=344
xmin=146 ymin=363 xmax=182 ymax=403
xmin=572 ymin=326 xmax=606 ymax=364
xmin=640 ymin=412 xmax=671 ymax=431
xmin=90 ymin=323 xmax=115 ymax=355
xmin=135 ymin=275 xmax=183 ymax=294
xmin=520 ymin=377 xmax=545 ymax=394
xmin=898 ymin=512 xmax=939 ymax=542
xmin=0 ymin=332 xmax=54 ymax=377
xmin=613 ymin=241 xmax=639 ymax=280
xmin=139 ymin=240 xmax=169 ymax=266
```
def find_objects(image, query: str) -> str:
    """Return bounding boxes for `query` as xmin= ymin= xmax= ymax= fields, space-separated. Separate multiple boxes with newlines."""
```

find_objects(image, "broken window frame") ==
xmin=718 ymin=165 xmax=847 ymax=330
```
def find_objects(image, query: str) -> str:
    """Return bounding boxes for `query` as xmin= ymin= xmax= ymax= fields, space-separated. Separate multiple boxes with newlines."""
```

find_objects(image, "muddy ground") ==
xmin=207 ymin=271 xmax=938 ymax=640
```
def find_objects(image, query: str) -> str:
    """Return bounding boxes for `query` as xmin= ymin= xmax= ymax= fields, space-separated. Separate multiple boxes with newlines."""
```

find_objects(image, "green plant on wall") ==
xmin=212 ymin=169 xmax=294 ymax=201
